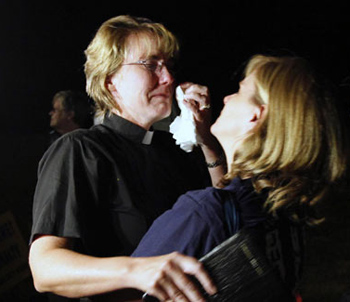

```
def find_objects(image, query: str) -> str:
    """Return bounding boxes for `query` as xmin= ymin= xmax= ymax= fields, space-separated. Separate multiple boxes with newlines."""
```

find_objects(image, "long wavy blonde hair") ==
xmin=225 ymin=55 xmax=346 ymax=223
xmin=84 ymin=15 xmax=179 ymax=116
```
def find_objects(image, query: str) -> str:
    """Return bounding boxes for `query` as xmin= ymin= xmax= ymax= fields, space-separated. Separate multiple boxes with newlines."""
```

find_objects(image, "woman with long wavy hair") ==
xmin=133 ymin=54 xmax=347 ymax=300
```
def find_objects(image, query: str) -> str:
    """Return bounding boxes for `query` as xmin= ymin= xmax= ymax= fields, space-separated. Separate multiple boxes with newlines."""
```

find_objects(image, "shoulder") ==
xmin=46 ymin=127 xmax=96 ymax=150
xmin=176 ymin=186 xmax=222 ymax=206
xmin=224 ymin=177 xmax=267 ymax=227
xmin=38 ymin=126 xmax=116 ymax=172
xmin=179 ymin=178 xmax=253 ymax=208
xmin=132 ymin=187 xmax=227 ymax=257
xmin=54 ymin=125 xmax=115 ymax=146
xmin=224 ymin=177 xmax=253 ymax=193
xmin=223 ymin=177 xmax=261 ymax=203
xmin=172 ymin=179 xmax=257 ymax=215
xmin=44 ymin=124 xmax=120 ymax=156
xmin=172 ymin=186 xmax=225 ymax=221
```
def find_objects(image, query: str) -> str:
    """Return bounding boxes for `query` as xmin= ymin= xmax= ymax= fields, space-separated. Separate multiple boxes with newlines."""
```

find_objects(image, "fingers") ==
xmin=161 ymin=258 xmax=204 ymax=302
xmin=146 ymin=279 xmax=169 ymax=301
xmin=146 ymin=267 xmax=190 ymax=302
xmin=172 ymin=253 xmax=217 ymax=297
xmin=179 ymin=82 xmax=210 ymax=113
xmin=159 ymin=275 xmax=193 ymax=302
xmin=160 ymin=252 xmax=217 ymax=302
xmin=139 ymin=253 xmax=217 ymax=302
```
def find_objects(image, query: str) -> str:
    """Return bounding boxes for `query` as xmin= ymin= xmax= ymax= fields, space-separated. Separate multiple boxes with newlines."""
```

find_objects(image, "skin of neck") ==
xmin=219 ymin=137 xmax=245 ymax=174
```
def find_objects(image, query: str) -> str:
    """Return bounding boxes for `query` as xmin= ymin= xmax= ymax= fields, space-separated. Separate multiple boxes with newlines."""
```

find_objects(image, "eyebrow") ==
xmin=146 ymin=55 xmax=164 ymax=61
xmin=138 ymin=52 xmax=161 ymax=59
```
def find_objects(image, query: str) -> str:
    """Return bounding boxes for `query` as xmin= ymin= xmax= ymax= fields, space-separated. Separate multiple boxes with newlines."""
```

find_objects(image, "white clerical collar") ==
xmin=142 ymin=131 xmax=154 ymax=145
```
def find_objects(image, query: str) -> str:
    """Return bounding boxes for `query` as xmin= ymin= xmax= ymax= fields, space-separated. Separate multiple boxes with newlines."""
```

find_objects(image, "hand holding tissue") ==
xmin=169 ymin=86 xmax=202 ymax=152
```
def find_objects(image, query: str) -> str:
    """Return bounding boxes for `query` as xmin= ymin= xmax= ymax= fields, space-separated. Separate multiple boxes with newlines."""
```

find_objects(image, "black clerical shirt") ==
xmin=30 ymin=114 xmax=210 ymax=257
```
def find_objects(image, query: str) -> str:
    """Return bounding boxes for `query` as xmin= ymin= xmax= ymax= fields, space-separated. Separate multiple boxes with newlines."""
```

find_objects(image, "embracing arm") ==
xmin=29 ymin=235 xmax=216 ymax=301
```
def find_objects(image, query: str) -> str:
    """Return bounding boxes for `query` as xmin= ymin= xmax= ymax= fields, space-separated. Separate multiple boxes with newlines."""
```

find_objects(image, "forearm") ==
xmin=200 ymin=136 xmax=226 ymax=188
xmin=29 ymin=241 xmax=137 ymax=298
xmin=176 ymin=82 xmax=226 ymax=187
xmin=29 ymin=236 xmax=217 ymax=301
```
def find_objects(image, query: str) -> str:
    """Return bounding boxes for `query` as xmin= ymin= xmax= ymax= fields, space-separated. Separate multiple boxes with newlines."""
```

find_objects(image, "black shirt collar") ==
xmin=102 ymin=113 xmax=154 ymax=145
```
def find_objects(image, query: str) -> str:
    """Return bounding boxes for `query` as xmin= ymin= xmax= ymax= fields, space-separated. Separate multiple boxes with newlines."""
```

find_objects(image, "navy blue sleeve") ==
xmin=132 ymin=189 xmax=227 ymax=258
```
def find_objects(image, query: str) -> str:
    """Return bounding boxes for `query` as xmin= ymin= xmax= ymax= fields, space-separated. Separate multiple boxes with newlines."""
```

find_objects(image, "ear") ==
xmin=105 ymin=75 xmax=122 ymax=114
xmin=249 ymin=104 xmax=268 ymax=127
xmin=66 ymin=110 xmax=75 ymax=120
xmin=105 ymin=76 xmax=118 ymax=95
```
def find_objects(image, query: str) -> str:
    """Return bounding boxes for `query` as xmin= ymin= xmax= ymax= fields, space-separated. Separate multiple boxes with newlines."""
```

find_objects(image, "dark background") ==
xmin=1 ymin=0 xmax=350 ymax=135
xmin=0 ymin=1 xmax=349 ymax=301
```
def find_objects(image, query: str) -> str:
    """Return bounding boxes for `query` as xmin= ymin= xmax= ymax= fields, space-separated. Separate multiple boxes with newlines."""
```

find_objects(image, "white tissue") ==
xmin=169 ymin=86 xmax=200 ymax=152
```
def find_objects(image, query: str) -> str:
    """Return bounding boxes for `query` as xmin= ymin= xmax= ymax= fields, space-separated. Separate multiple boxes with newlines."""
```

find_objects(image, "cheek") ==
xmin=125 ymin=75 xmax=155 ymax=99
xmin=55 ymin=112 xmax=63 ymax=119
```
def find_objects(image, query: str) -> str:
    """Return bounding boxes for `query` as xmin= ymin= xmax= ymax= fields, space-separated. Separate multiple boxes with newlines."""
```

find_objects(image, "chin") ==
xmin=156 ymin=102 xmax=172 ymax=118
xmin=210 ymin=122 xmax=218 ymax=136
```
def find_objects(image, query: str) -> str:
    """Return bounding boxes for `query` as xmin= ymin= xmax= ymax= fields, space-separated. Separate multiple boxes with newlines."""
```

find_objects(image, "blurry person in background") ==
xmin=49 ymin=90 xmax=94 ymax=143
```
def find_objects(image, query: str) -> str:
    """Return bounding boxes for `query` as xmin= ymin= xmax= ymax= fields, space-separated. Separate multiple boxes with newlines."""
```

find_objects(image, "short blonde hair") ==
xmin=84 ymin=15 xmax=179 ymax=116
xmin=226 ymin=55 xmax=346 ymax=223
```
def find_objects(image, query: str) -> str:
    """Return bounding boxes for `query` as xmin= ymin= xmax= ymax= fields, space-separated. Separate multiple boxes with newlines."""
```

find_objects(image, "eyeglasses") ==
xmin=122 ymin=59 xmax=176 ymax=75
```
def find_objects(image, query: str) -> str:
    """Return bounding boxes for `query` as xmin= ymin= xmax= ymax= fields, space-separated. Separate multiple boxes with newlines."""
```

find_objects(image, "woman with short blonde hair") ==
xmin=29 ymin=15 xmax=221 ymax=302
xmin=84 ymin=15 xmax=179 ymax=116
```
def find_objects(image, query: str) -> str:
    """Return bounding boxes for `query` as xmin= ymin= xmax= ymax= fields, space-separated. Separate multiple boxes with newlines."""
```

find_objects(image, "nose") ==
xmin=223 ymin=95 xmax=231 ymax=105
xmin=158 ymin=66 xmax=174 ymax=85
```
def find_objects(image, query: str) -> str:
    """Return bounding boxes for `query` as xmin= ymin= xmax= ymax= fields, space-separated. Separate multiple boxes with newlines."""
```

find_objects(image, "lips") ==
xmin=150 ymin=89 xmax=172 ymax=99
xmin=150 ymin=85 xmax=174 ymax=100
xmin=152 ymin=93 xmax=170 ymax=99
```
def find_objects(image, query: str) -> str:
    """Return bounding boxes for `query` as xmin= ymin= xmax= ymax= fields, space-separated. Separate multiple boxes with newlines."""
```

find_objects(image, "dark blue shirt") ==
xmin=132 ymin=177 xmax=304 ymax=292
xmin=132 ymin=178 xmax=267 ymax=258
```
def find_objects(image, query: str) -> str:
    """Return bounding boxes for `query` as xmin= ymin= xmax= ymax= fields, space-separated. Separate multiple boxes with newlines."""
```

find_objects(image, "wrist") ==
xmin=206 ymin=152 xmax=225 ymax=168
